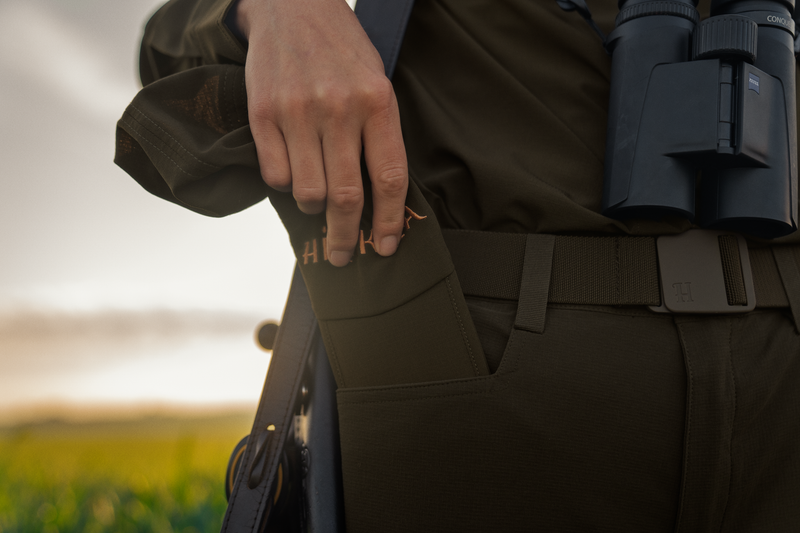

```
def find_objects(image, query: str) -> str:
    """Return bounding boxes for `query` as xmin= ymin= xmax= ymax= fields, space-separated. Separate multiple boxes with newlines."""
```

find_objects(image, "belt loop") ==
xmin=673 ymin=316 xmax=735 ymax=533
xmin=515 ymin=234 xmax=556 ymax=334
xmin=772 ymin=246 xmax=800 ymax=333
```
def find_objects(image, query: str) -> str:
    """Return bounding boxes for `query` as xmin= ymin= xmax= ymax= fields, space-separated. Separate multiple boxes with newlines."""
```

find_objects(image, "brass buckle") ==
xmin=649 ymin=230 xmax=756 ymax=314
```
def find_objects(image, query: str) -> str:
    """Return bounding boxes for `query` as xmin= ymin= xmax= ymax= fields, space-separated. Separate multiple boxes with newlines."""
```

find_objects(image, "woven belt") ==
xmin=443 ymin=229 xmax=800 ymax=319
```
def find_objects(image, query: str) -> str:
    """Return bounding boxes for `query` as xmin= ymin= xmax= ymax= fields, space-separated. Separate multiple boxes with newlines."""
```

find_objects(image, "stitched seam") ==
xmin=675 ymin=320 xmax=694 ymax=533
xmin=223 ymin=69 xmax=232 ymax=132
xmin=446 ymin=275 xmax=480 ymax=376
xmin=339 ymin=344 xmax=522 ymax=407
xmin=122 ymin=113 xmax=211 ymax=177
xmin=444 ymin=228 xmax=523 ymax=238
xmin=223 ymin=69 xmax=229 ymax=131
xmin=718 ymin=318 xmax=736 ymax=533
xmin=231 ymin=68 xmax=242 ymax=126
xmin=129 ymin=105 xmax=218 ymax=169
xmin=224 ymin=351 xmax=272 ymax=533
xmin=615 ymin=237 xmax=621 ymax=305
xmin=121 ymin=117 xmax=201 ymax=178
xmin=255 ymin=314 xmax=315 ymax=523
xmin=229 ymin=69 xmax=236 ymax=125
xmin=550 ymin=303 xmax=658 ymax=317
xmin=118 ymin=120 xmax=222 ymax=217
xmin=274 ymin=316 xmax=315 ymax=439
xmin=225 ymin=291 xmax=314 ymax=532
xmin=489 ymin=321 xmax=520 ymax=376
xmin=321 ymin=324 xmax=347 ymax=389
xmin=319 ymin=272 xmax=452 ymax=322
xmin=503 ymin=328 xmax=521 ymax=375
xmin=341 ymin=388 xmax=490 ymax=406
xmin=338 ymin=334 xmax=524 ymax=405
xmin=338 ymin=374 xmax=496 ymax=397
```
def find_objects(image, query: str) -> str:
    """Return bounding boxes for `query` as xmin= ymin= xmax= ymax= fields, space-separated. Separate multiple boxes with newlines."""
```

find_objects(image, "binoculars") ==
xmin=603 ymin=0 xmax=798 ymax=239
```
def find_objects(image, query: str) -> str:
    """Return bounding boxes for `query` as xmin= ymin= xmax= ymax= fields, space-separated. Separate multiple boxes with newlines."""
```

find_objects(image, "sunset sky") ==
xmin=0 ymin=0 xmax=297 ymax=423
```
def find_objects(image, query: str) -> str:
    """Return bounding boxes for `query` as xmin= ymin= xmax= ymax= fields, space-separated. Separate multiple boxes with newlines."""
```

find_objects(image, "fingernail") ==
xmin=329 ymin=250 xmax=352 ymax=267
xmin=380 ymin=236 xmax=398 ymax=256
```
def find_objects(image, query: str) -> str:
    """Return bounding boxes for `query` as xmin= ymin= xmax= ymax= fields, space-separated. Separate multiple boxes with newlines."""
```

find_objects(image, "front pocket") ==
xmin=335 ymin=308 xmax=688 ymax=533
xmin=464 ymin=295 xmax=518 ymax=373
xmin=320 ymin=272 xmax=489 ymax=388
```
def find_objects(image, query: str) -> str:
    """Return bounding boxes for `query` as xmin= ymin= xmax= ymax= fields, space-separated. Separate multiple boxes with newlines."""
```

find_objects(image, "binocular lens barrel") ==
xmin=700 ymin=0 xmax=797 ymax=237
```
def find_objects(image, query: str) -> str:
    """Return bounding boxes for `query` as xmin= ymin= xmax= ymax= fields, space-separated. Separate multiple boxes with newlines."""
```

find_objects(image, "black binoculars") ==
xmin=603 ymin=0 xmax=798 ymax=239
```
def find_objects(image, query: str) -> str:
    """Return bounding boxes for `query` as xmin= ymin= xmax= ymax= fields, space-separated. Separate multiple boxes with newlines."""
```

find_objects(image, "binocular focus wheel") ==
xmin=693 ymin=15 xmax=758 ymax=62
xmin=616 ymin=1 xmax=699 ymax=26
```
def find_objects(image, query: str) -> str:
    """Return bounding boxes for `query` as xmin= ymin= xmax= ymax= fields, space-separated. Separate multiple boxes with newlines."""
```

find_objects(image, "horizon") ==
xmin=0 ymin=0 xmax=296 ymax=422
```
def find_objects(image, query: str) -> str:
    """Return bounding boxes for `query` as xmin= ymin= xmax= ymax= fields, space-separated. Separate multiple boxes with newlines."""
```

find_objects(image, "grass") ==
xmin=0 ymin=411 xmax=253 ymax=533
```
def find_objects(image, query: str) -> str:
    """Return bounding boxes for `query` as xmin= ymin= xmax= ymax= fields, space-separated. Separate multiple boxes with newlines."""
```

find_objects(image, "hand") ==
xmin=234 ymin=0 xmax=408 ymax=267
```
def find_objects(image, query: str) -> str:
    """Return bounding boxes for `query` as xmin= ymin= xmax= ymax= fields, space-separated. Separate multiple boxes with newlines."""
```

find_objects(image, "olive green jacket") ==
xmin=116 ymin=0 xmax=491 ymax=386
xmin=116 ymin=0 xmax=800 ymax=389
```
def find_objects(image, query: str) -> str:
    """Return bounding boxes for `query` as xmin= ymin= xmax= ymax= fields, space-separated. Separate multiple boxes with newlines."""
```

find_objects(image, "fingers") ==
xmin=240 ymin=0 xmax=407 ymax=267
xmin=285 ymin=128 xmax=327 ymax=215
xmin=250 ymin=116 xmax=292 ymax=192
xmin=247 ymin=65 xmax=406 ymax=267
xmin=251 ymin=112 xmax=329 ymax=218
xmin=363 ymin=84 xmax=408 ymax=257
xmin=322 ymin=84 xmax=407 ymax=266
xmin=251 ymin=98 xmax=365 ymax=267
xmin=322 ymin=125 xmax=364 ymax=267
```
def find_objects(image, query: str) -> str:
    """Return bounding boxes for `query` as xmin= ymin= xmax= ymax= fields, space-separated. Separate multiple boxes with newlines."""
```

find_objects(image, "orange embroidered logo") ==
xmin=404 ymin=206 xmax=426 ymax=229
xmin=302 ymin=206 xmax=427 ymax=265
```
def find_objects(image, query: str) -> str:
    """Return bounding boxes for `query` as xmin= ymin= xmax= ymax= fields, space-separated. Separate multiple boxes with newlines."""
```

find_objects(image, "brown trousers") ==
xmin=335 ymin=243 xmax=800 ymax=532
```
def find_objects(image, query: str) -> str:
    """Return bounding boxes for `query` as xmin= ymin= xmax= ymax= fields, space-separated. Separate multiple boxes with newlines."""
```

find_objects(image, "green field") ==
xmin=0 ymin=411 xmax=253 ymax=533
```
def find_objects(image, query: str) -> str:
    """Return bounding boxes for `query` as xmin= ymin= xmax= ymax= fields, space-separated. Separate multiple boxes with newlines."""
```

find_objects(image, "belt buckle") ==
xmin=649 ymin=230 xmax=756 ymax=314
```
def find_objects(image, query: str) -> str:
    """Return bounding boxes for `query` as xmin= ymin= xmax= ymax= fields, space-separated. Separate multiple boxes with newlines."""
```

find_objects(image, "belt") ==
xmin=443 ymin=229 xmax=800 ymax=322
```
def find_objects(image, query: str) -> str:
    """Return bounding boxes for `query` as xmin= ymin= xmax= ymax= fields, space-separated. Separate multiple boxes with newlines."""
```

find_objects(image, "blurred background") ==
xmin=0 ymin=0 xmax=296 ymax=529
xmin=0 ymin=0 xmax=296 ymax=424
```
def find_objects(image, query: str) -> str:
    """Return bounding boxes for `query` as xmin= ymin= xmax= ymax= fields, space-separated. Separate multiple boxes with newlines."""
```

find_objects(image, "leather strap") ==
xmin=354 ymin=0 xmax=416 ymax=78
xmin=221 ymin=267 xmax=320 ymax=532
xmin=443 ymin=229 xmax=796 ymax=309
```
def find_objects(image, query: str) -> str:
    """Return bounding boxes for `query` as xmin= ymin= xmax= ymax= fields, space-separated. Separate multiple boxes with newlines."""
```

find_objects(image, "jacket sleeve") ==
xmin=139 ymin=0 xmax=246 ymax=86
xmin=116 ymin=0 xmax=490 ymax=387
xmin=116 ymin=0 xmax=259 ymax=218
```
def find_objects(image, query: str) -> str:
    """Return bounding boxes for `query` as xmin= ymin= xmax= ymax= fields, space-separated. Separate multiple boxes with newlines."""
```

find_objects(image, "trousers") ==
xmin=334 ymin=234 xmax=800 ymax=532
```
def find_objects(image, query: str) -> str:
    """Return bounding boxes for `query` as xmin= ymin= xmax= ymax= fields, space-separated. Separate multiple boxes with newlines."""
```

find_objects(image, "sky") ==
xmin=0 ymin=0 xmax=297 ymax=423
